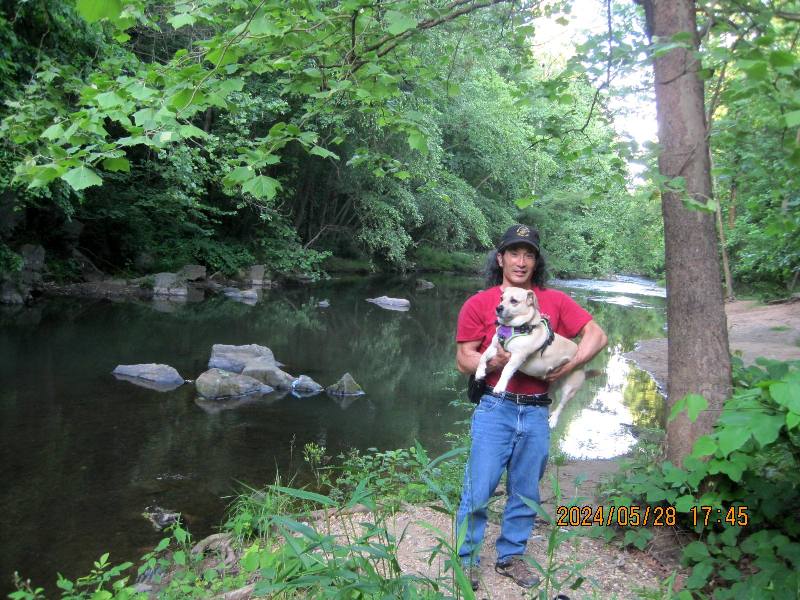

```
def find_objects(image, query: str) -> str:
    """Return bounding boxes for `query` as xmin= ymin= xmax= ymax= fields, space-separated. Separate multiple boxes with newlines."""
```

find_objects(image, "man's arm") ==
xmin=456 ymin=340 xmax=510 ymax=375
xmin=544 ymin=320 xmax=608 ymax=382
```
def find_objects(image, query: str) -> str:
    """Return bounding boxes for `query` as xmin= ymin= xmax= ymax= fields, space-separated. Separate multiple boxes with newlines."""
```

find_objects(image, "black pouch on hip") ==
xmin=467 ymin=374 xmax=486 ymax=404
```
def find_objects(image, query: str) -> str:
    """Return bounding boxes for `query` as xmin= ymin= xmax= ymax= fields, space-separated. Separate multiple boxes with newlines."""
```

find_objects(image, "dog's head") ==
xmin=495 ymin=286 xmax=539 ymax=325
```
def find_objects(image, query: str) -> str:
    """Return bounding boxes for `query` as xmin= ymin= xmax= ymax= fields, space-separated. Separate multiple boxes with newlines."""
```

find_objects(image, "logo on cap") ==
xmin=516 ymin=225 xmax=530 ymax=237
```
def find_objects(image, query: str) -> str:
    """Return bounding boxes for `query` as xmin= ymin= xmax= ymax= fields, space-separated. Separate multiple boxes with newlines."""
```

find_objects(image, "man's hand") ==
xmin=487 ymin=346 xmax=511 ymax=373
xmin=545 ymin=320 xmax=607 ymax=383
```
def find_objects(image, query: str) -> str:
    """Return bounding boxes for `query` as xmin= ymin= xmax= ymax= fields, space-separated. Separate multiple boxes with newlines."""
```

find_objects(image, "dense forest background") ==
xmin=0 ymin=0 xmax=796 ymax=294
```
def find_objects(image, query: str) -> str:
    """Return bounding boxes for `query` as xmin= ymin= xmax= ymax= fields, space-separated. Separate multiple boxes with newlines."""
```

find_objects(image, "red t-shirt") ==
xmin=456 ymin=286 xmax=593 ymax=394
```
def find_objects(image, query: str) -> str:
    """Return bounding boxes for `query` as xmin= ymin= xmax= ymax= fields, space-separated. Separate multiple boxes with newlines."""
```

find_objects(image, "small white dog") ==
xmin=475 ymin=287 xmax=590 ymax=428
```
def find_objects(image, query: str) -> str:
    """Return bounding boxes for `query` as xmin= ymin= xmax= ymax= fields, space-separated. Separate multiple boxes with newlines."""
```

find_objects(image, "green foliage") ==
xmin=412 ymin=246 xmax=483 ymax=273
xmin=603 ymin=358 xmax=800 ymax=598
xmin=12 ymin=448 xmax=477 ymax=600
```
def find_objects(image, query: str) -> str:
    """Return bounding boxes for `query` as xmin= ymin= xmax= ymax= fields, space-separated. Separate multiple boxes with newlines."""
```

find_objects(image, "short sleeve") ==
xmin=456 ymin=295 xmax=486 ymax=342
xmin=556 ymin=293 xmax=593 ymax=339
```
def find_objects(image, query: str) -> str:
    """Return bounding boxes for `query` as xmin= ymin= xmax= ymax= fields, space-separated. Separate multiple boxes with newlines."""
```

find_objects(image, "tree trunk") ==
xmin=647 ymin=0 xmax=732 ymax=466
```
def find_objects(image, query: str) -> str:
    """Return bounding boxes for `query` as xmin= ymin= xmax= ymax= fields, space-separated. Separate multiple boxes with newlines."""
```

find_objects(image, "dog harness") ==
xmin=496 ymin=317 xmax=555 ymax=356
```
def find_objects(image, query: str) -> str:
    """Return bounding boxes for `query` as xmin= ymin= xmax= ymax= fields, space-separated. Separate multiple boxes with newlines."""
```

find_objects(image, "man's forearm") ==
xmin=573 ymin=321 xmax=608 ymax=366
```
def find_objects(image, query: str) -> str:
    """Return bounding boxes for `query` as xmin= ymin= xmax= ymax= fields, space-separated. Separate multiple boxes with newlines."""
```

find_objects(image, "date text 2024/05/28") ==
xmin=555 ymin=505 xmax=750 ymax=528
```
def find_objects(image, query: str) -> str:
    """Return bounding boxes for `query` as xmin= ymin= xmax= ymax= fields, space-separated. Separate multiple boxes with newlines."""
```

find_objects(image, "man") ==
xmin=454 ymin=224 xmax=607 ymax=590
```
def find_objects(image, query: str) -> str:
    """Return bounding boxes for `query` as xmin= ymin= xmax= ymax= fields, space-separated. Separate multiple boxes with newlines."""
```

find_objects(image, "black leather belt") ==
xmin=485 ymin=386 xmax=551 ymax=406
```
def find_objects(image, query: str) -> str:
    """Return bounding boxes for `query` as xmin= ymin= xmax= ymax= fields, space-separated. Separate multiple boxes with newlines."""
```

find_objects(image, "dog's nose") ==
xmin=495 ymin=305 xmax=503 ymax=314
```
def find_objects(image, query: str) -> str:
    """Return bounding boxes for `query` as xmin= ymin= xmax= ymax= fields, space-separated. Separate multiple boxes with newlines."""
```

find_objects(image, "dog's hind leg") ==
xmin=548 ymin=371 xmax=586 ymax=429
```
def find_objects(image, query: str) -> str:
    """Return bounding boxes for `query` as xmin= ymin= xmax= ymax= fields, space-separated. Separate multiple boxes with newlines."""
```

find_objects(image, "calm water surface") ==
xmin=0 ymin=274 xmax=665 ymax=593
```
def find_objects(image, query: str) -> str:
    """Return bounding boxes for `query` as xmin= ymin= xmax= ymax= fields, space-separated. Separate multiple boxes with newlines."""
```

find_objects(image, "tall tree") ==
xmin=644 ymin=0 xmax=731 ymax=466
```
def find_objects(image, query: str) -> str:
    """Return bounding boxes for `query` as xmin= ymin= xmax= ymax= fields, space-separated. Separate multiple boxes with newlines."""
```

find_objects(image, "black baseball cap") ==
xmin=497 ymin=224 xmax=540 ymax=253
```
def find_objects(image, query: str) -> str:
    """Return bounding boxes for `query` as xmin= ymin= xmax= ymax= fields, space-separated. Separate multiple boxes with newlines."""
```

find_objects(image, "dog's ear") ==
xmin=527 ymin=290 xmax=539 ymax=309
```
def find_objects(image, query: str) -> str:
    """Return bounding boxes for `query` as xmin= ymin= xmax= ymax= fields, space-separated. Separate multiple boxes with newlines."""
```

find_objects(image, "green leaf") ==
xmin=683 ymin=541 xmax=711 ymax=561
xmin=41 ymin=123 xmax=64 ymax=141
xmin=784 ymin=110 xmax=800 ymax=128
xmin=242 ymin=175 xmax=281 ymax=200
xmin=787 ymin=412 xmax=800 ymax=430
xmin=76 ymin=0 xmax=122 ymax=23
xmin=385 ymin=11 xmax=417 ymax=36
xmin=250 ymin=15 xmax=281 ymax=35
xmin=168 ymin=13 xmax=196 ymax=29
xmin=173 ymin=550 xmax=186 ymax=566
xmin=743 ymin=61 xmax=768 ymax=80
xmin=178 ymin=124 xmax=209 ymax=139
xmin=685 ymin=394 xmax=708 ymax=422
xmin=670 ymin=393 xmax=707 ymax=422
xmin=751 ymin=412 xmax=784 ymax=447
xmin=133 ymin=108 xmax=157 ymax=130
xmin=61 ymin=165 xmax=102 ymax=191
xmin=95 ymin=91 xmax=124 ymax=109
xmin=407 ymin=131 xmax=428 ymax=155
xmin=686 ymin=560 xmax=714 ymax=589
xmin=691 ymin=435 xmax=716 ymax=457
xmin=309 ymin=146 xmax=338 ymax=159
xmin=769 ymin=50 xmax=796 ymax=68
xmin=675 ymin=494 xmax=695 ymax=513
xmin=716 ymin=427 xmax=751 ymax=456
xmin=102 ymin=157 xmax=130 ymax=172
xmin=127 ymin=83 xmax=156 ymax=101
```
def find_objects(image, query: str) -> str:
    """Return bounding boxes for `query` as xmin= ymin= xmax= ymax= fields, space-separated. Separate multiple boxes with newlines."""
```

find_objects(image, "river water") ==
xmin=0 ymin=274 xmax=665 ymax=593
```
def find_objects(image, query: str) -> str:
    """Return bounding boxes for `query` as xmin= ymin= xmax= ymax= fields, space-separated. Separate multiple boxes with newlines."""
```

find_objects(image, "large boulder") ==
xmin=292 ymin=375 xmax=323 ymax=395
xmin=243 ymin=363 xmax=295 ymax=390
xmin=326 ymin=373 xmax=365 ymax=397
xmin=242 ymin=360 xmax=294 ymax=389
xmin=19 ymin=244 xmax=45 ymax=285
xmin=209 ymin=344 xmax=275 ymax=373
xmin=176 ymin=264 xmax=206 ymax=281
xmin=195 ymin=368 xmax=273 ymax=399
xmin=366 ymin=296 xmax=410 ymax=311
xmin=242 ymin=264 xmax=266 ymax=286
xmin=0 ymin=280 xmax=27 ymax=305
xmin=112 ymin=364 xmax=185 ymax=391
xmin=153 ymin=273 xmax=188 ymax=297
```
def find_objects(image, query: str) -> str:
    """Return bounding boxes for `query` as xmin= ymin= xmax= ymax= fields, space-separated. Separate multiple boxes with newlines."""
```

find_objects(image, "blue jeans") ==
xmin=456 ymin=393 xmax=550 ymax=565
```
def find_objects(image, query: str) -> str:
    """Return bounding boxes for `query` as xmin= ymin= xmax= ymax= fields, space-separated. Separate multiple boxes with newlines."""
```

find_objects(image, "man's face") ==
xmin=497 ymin=244 xmax=537 ymax=287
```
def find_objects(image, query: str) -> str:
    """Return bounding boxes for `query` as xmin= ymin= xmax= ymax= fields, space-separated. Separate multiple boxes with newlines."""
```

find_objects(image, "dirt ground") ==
xmin=624 ymin=298 xmax=800 ymax=392
xmin=377 ymin=299 xmax=800 ymax=600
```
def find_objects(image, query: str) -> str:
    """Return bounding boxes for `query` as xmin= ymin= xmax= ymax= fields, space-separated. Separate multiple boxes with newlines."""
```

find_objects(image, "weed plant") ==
xmin=599 ymin=357 xmax=800 ymax=599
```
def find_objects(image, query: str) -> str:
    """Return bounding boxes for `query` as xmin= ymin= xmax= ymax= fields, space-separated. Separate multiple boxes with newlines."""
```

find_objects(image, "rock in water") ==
xmin=208 ymin=344 xmax=275 ymax=373
xmin=176 ymin=264 xmax=206 ymax=281
xmin=292 ymin=375 xmax=323 ymax=395
xmin=153 ymin=273 xmax=188 ymax=297
xmin=142 ymin=506 xmax=180 ymax=530
xmin=326 ymin=372 xmax=365 ymax=396
xmin=195 ymin=368 xmax=273 ymax=399
xmin=112 ymin=364 xmax=185 ymax=391
xmin=366 ymin=296 xmax=410 ymax=311
xmin=242 ymin=360 xmax=294 ymax=389
xmin=416 ymin=279 xmax=435 ymax=290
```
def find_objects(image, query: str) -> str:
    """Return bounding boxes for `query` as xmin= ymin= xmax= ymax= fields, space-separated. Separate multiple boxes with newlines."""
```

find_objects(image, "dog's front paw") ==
xmin=548 ymin=414 xmax=558 ymax=429
xmin=492 ymin=382 xmax=507 ymax=394
xmin=474 ymin=368 xmax=486 ymax=381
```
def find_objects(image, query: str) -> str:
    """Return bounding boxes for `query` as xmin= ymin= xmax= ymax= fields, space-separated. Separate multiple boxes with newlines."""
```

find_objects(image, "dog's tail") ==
xmin=585 ymin=369 xmax=604 ymax=380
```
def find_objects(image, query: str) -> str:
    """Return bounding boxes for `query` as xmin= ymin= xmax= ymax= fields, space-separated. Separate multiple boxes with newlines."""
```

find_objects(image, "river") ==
xmin=0 ymin=274 xmax=665 ymax=593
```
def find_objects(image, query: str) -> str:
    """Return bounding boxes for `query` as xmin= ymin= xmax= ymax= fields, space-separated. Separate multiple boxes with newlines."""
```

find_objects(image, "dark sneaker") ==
xmin=494 ymin=556 xmax=540 ymax=588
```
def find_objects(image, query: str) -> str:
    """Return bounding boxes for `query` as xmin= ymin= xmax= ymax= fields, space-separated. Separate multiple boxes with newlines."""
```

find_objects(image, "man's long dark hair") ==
xmin=483 ymin=248 xmax=549 ymax=289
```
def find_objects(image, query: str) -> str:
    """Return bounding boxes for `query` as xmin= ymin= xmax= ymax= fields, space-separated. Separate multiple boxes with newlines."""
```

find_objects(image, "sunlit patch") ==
xmin=558 ymin=352 xmax=648 ymax=459
xmin=587 ymin=295 xmax=654 ymax=308
xmin=554 ymin=276 xmax=666 ymax=298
